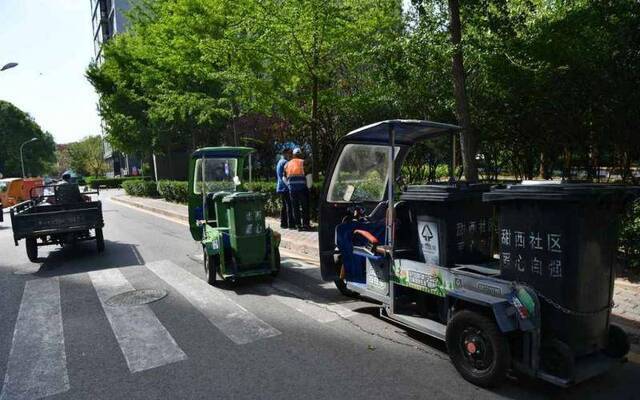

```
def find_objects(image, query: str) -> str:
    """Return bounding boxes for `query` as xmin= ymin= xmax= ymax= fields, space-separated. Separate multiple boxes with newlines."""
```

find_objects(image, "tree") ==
xmin=67 ymin=136 xmax=108 ymax=177
xmin=0 ymin=100 xmax=57 ymax=177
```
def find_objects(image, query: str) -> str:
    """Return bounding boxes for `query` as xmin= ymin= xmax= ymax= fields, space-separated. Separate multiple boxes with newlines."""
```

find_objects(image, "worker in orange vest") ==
xmin=284 ymin=147 xmax=311 ymax=231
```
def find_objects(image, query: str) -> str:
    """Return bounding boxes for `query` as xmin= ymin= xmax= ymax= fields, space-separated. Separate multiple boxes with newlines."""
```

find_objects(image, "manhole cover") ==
xmin=106 ymin=289 xmax=168 ymax=307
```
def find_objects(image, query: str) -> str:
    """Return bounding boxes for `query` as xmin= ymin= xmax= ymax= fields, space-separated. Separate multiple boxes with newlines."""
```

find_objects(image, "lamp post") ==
xmin=20 ymin=138 xmax=39 ymax=178
xmin=1 ymin=62 xmax=18 ymax=72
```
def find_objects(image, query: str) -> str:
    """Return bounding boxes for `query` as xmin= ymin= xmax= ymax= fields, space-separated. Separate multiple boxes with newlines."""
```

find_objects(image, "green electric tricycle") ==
xmin=188 ymin=147 xmax=281 ymax=285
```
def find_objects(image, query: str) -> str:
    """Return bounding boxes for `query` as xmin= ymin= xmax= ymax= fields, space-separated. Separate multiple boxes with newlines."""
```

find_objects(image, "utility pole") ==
xmin=20 ymin=138 xmax=39 ymax=178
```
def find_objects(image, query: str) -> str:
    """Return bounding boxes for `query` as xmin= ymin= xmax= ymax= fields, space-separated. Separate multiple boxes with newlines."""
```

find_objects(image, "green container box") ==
xmin=222 ymin=192 xmax=267 ymax=266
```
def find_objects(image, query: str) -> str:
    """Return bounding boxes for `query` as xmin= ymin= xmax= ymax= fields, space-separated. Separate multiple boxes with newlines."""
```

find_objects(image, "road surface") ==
xmin=0 ymin=190 xmax=638 ymax=400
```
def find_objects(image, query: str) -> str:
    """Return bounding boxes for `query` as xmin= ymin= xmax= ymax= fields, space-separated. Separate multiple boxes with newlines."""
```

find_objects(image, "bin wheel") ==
xmin=334 ymin=279 xmax=360 ymax=299
xmin=203 ymin=248 xmax=219 ymax=286
xmin=26 ymin=238 xmax=38 ymax=262
xmin=540 ymin=338 xmax=574 ymax=380
xmin=446 ymin=310 xmax=511 ymax=388
xmin=271 ymin=248 xmax=281 ymax=278
xmin=95 ymin=228 xmax=105 ymax=253
xmin=605 ymin=324 xmax=630 ymax=358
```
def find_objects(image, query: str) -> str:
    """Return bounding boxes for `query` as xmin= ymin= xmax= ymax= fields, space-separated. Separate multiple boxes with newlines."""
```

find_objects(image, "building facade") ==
xmin=90 ymin=0 xmax=140 ymax=177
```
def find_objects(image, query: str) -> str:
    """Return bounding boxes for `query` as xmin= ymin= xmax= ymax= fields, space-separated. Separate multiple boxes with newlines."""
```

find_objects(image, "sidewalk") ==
xmin=111 ymin=194 xmax=319 ymax=257
xmin=111 ymin=193 xmax=640 ymax=335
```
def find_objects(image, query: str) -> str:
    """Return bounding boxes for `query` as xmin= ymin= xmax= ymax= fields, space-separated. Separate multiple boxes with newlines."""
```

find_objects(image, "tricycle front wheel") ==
xmin=95 ymin=228 xmax=105 ymax=252
xmin=26 ymin=238 xmax=38 ymax=262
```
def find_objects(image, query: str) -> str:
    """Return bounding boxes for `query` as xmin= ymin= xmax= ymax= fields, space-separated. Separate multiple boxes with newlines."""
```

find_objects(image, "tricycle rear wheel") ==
xmin=446 ymin=310 xmax=510 ymax=388
xmin=271 ymin=248 xmax=281 ymax=278
xmin=26 ymin=238 xmax=38 ymax=262
xmin=95 ymin=228 xmax=105 ymax=252
xmin=203 ymin=247 xmax=219 ymax=286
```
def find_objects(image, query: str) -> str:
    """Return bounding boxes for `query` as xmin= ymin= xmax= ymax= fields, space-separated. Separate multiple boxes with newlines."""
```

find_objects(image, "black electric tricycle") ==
xmin=10 ymin=184 xmax=104 ymax=262
xmin=318 ymin=119 xmax=635 ymax=387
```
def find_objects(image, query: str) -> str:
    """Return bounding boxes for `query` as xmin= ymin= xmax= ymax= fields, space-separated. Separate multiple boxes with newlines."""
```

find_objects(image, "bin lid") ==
xmin=400 ymin=183 xmax=492 ymax=202
xmin=483 ymin=183 xmax=640 ymax=202
xmin=222 ymin=192 xmax=265 ymax=203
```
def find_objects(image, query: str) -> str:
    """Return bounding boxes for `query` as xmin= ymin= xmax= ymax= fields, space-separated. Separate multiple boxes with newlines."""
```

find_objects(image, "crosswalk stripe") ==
xmin=257 ymin=284 xmax=341 ymax=323
xmin=89 ymin=269 xmax=187 ymax=373
xmin=271 ymin=280 xmax=356 ymax=320
xmin=147 ymin=260 xmax=281 ymax=345
xmin=0 ymin=278 xmax=69 ymax=400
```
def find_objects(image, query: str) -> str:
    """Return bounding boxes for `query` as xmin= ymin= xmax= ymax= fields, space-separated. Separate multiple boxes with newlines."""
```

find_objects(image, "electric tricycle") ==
xmin=188 ymin=147 xmax=281 ymax=285
xmin=318 ymin=120 xmax=633 ymax=387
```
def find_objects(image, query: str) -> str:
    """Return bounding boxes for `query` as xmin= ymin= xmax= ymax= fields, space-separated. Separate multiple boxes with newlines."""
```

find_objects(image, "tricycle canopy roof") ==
xmin=345 ymin=119 xmax=460 ymax=145
xmin=191 ymin=146 xmax=254 ymax=159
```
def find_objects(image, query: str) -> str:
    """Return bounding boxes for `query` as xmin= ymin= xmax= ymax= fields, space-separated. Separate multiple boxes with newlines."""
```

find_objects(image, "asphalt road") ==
xmin=1 ymin=190 xmax=638 ymax=400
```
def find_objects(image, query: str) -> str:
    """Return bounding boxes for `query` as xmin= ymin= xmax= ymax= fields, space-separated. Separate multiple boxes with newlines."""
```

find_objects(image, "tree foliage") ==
xmin=0 ymin=100 xmax=57 ymax=178
xmin=88 ymin=0 xmax=640 ymax=183
xmin=67 ymin=136 xmax=108 ymax=177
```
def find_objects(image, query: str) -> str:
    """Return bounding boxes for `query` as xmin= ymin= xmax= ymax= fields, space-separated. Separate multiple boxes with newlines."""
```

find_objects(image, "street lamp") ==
xmin=1 ymin=62 xmax=18 ymax=71
xmin=20 ymin=138 xmax=39 ymax=178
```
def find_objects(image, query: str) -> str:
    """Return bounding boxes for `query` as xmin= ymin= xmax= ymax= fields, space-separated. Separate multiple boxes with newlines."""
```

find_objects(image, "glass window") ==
xmin=327 ymin=144 xmax=395 ymax=202
xmin=193 ymin=158 xmax=238 ymax=194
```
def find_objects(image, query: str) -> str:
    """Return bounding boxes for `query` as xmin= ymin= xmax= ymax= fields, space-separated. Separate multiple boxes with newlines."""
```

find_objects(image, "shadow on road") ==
xmin=30 ymin=240 xmax=145 ymax=278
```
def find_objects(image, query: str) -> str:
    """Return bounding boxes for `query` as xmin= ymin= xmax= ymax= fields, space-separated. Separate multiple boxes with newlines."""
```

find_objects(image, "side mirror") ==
xmin=233 ymin=176 xmax=241 ymax=186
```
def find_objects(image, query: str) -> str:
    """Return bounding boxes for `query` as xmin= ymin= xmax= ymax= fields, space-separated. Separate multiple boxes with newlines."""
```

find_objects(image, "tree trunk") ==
xmin=447 ymin=0 xmax=478 ymax=182
xmin=311 ymin=74 xmax=320 ymax=180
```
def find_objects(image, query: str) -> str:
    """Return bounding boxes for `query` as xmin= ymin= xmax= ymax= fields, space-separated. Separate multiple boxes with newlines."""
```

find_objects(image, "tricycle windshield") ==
xmin=327 ymin=143 xmax=395 ymax=203
xmin=193 ymin=158 xmax=238 ymax=194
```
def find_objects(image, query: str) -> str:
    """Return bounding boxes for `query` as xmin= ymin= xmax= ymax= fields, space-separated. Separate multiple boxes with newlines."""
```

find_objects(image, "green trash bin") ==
xmin=222 ymin=192 xmax=268 ymax=267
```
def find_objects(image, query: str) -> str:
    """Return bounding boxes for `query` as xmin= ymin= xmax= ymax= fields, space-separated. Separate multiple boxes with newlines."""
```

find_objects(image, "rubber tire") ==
xmin=604 ymin=324 xmax=630 ymax=358
xmin=26 ymin=238 xmax=38 ymax=262
xmin=334 ymin=278 xmax=360 ymax=299
xmin=446 ymin=310 xmax=511 ymax=388
xmin=95 ymin=228 xmax=105 ymax=253
xmin=203 ymin=248 xmax=219 ymax=286
xmin=271 ymin=248 xmax=281 ymax=278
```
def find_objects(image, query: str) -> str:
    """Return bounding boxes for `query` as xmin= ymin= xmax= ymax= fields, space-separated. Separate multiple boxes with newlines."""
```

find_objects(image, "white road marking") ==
xmin=271 ymin=279 xmax=356 ymax=320
xmin=89 ymin=269 xmax=187 ymax=373
xmin=0 ymin=278 xmax=69 ymax=400
xmin=147 ymin=260 xmax=281 ymax=345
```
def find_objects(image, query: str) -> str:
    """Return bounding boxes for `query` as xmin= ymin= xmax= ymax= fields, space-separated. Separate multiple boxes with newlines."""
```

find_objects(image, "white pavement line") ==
xmin=147 ymin=260 xmax=281 ymax=345
xmin=89 ymin=269 xmax=187 ymax=373
xmin=257 ymin=285 xmax=340 ymax=323
xmin=271 ymin=280 xmax=356 ymax=320
xmin=0 ymin=278 xmax=69 ymax=400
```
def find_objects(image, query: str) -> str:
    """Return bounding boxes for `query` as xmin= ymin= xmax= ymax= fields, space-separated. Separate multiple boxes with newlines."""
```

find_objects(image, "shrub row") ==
xmin=121 ymin=178 xmax=324 ymax=221
xmin=121 ymin=179 xmax=159 ymax=197
xmin=87 ymin=176 xmax=150 ymax=189
xmin=157 ymin=180 xmax=189 ymax=203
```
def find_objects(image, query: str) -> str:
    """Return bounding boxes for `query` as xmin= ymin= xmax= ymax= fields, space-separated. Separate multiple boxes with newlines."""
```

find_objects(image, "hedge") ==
xmin=157 ymin=180 xmax=189 ymax=203
xmin=87 ymin=176 xmax=150 ymax=189
xmin=122 ymin=179 xmax=159 ymax=197
xmin=620 ymin=199 xmax=640 ymax=268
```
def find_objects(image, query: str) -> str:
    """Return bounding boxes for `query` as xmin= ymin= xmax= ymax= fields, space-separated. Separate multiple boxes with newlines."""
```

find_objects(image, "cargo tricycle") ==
xmin=188 ymin=147 xmax=281 ymax=285
xmin=318 ymin=119 xmax=635 ymax=387
xmin=10 ymin=183 xmax=104 ymax=262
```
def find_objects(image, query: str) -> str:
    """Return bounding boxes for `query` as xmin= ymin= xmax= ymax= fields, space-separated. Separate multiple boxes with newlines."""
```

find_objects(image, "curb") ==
xmin=111 ymin=195 xmax=319 ymax=258
xmin=112 ymin=195 xmax=188 ymax=222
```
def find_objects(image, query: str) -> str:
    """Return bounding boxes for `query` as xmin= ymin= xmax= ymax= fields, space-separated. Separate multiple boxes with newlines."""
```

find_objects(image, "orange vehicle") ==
xmin=0 ymin=177 xmax=44 ymax=207
xmin=20 ymin=178 xmax=44 ymax=201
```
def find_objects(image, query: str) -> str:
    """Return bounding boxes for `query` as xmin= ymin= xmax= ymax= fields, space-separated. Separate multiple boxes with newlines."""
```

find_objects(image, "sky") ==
xmin=0 ymin=0 xmax=101 ymax=144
